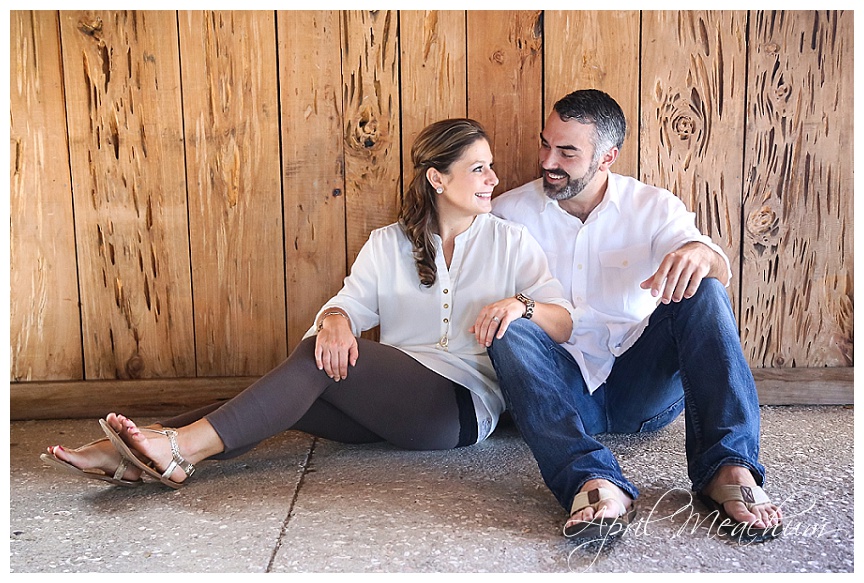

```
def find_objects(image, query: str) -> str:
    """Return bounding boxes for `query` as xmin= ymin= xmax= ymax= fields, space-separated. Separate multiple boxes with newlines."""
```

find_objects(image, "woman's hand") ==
xmin=314 ymin=313 xmax=358 ymax=381
xmin=469 ymin=297 xmax=527 ymax=347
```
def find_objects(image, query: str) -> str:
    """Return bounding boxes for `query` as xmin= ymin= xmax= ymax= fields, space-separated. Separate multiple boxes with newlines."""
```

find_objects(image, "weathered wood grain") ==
xmin=7 ymin=10 xmax=853 ymax=417
xmin=543 ymin=10 xmax=640 ymax=178
xmin=467 ymin=10 xmax=543 ymax=194
xmin=278 ymin=11 xmax=348 ymax=349
xmin=741 ymin=10 xmax=853 ymax=367
xmin=399 ymin=10 xmax=468 ymax=193
xmin=9 ymin=11 xmax=83 ymax=381
xmin=341 ymin=10 xmax=402 ymax=264
xmin=640 ymin=11 xmax=747 ymax=315
xmin=59 ymin=10 xmax=195 ymax=379
xmin=179 ymin=11 xmax=287 ymax=375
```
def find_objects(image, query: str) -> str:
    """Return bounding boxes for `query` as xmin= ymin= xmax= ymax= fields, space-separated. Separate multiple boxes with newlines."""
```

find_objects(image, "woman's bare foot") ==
xmin=45 ymin=437 xmax=142 ymax=483
xmin=106 ymin=412 xmax=224 ymax=485
xmin=106 ymin=413 xmax=191 ymax=484
xmin=565 ymin=478 xmax=633 ymax=529
xmin=703 ymin=465 xmax=782 ymax=529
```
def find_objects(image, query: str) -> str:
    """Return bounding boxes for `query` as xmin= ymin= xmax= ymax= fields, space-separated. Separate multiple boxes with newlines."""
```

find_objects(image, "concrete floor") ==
xmin=8 ymin=405 xmax=854 ymax=573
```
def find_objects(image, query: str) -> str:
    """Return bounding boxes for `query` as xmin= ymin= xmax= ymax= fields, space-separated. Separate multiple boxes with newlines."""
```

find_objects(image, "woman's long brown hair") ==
xmin=399 ymin=118 xmax=489 ymax=287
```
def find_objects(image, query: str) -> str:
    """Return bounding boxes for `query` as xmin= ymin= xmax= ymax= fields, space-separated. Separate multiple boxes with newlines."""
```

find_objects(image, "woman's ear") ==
xmin=426 ymin=167 xmax=442 ymax=190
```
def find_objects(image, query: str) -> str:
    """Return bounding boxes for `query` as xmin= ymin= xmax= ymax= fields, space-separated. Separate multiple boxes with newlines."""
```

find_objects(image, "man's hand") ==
xmin=640 ymin=241 xmax=727 ymax=304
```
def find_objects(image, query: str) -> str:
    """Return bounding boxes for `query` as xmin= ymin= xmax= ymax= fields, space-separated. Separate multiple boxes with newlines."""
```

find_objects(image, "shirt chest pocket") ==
xmin=599 ymin=244 xmax=652 ymax=269
xmin=597 ymin=244 xmax=654 ymax=309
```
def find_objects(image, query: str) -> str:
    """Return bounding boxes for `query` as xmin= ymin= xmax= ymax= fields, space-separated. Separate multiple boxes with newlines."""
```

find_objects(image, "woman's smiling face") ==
xmin=434 ymin=138 xmax=499 ymax=221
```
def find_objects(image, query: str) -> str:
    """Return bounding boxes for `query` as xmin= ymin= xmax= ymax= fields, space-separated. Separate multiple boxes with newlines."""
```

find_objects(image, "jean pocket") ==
xmin=638 ymin=395 xmax=684 ymax=433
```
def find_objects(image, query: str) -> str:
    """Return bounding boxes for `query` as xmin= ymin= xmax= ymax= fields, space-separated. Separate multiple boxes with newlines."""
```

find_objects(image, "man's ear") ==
xmin=598 ymin=146 xmax=619 ymax=171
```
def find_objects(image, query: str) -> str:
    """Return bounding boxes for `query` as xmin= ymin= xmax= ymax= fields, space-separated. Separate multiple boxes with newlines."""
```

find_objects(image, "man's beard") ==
xmin=542 ymin=158 xmax=600 ymax=201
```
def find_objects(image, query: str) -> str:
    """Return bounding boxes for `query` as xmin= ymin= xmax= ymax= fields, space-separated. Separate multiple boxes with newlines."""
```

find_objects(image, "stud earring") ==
xmin=436 ymin=187 xmax=443 ymax=194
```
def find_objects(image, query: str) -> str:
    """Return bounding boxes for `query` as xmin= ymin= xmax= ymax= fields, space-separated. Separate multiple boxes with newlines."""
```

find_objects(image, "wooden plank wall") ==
xmin=9 ymin=10 xmax=853 ymax=419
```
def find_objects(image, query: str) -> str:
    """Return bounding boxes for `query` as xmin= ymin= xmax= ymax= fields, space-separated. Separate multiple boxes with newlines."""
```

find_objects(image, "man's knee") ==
xmin=679 ymin=278 xmax=734 ymax=317
xmin=691 ymin=278 xmax=729 ymax=303
xmin=488 ymin=317 xmax=551 ymax=356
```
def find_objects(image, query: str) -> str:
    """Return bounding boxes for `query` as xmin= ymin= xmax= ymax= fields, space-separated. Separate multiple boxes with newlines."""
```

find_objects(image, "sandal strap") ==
xmin=570 ymin=487 xmax=618 ymax=516
xmin=704 ymin=484 xmax=771 ymax=510
xmin=77 ymin=436 xmax=134 ymax=482
xmin=143 ymin=427 xmax=196 ymax=479
xmin=112 ymin=457 xmax=130 ymax=481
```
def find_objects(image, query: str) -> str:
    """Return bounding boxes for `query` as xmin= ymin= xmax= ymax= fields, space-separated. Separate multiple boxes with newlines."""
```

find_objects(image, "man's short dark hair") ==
xmin=553 ymin=89 xmax=627 ymax=158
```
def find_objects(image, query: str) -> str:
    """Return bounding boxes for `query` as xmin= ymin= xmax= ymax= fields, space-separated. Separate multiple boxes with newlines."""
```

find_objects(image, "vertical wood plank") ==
xmin=640 ymin=11 xmax=747 ymax=315
xmin=9 ymin=11 xmax=83 ymax=381
xmin=741 ymin=10 xmax=853 ymax=367
xmin=399 ymin=10 xmax=467 ymax=192
xmin=341 ymin=10 xmax=402 ymax=264
xmin=60 ymin=10 xmax=194 ymax=379
xmin=544 ymin=10 xmax=640 ymax=178
xmin=467 ymin=10 xmax=543 ymax=195
xmin=278 ymin=11 xmax=347 ymax=349
xmin=179 ymin=11 xmax=287 ymax=375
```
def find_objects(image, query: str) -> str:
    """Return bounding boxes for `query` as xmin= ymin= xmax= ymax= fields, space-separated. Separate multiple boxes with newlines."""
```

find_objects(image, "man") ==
xmin=489 ymin=89 xmax=783 ymax=543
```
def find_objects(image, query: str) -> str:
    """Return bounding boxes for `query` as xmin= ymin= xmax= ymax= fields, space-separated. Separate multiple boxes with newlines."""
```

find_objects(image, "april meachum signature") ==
xmin=566 ymin=488 xmax=837 ymax=572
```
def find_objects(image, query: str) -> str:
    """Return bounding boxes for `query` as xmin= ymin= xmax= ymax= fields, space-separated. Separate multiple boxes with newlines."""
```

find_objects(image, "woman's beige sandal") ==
xmin=563 ymin=487 xmax=637 ymax=541
xmin=39 ymin=438 xmax=143 ymax=488
xmin=697 ymin=483 xmax=783 ymax=543
xmin=99 ymin=419 xmax=195 ymax=490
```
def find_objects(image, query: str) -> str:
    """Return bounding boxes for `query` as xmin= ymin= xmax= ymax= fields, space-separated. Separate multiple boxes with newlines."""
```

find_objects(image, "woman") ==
xmin=42 ymin=118 xmax=574 ymax=489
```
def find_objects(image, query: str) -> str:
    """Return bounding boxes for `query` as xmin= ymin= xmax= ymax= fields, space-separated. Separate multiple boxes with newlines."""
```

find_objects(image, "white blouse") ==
xmin=493 ymin=175 xmax=732 ymax=393
xmin=304 ymin=212 xmax=573 ymax=440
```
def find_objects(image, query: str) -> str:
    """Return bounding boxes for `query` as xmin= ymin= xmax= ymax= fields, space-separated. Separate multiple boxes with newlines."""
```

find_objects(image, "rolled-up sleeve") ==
xmin=652 ymin=197 xmax=733 ymax=286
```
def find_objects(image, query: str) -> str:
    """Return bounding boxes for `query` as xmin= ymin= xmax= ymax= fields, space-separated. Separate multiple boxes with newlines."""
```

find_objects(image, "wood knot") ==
xmin=125 ymin=354 xmax=146 ymax=378
xmin=492 ymin=50 xmax=505 ymax=64
xmin=763 ymin=42 xmax=780 ymax=55
xmin=350 ymin=110 xmax=381 ymax=151
xmin=747 ymin=205 xmax=779 ymax=239
xmin=672 ymin=115 xmax=696 ymax=139
xmin=773 ymin=83 xmax=792 ymax=102
xmin=78 ymin=18 xmax=103 ymax=37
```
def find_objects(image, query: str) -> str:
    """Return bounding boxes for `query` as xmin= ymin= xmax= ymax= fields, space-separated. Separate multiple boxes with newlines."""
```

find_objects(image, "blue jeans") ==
xmin=488 ymin=279 xmax=765 ymax=510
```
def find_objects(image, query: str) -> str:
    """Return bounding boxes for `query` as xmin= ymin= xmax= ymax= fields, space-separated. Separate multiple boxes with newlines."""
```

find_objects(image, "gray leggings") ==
xmin=160 ymin=337 xmax=478 ymax=457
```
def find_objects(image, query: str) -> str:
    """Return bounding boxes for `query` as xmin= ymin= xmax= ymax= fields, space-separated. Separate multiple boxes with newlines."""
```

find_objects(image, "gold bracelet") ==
xmin=317 ymin=310 xmax=350 ymax=331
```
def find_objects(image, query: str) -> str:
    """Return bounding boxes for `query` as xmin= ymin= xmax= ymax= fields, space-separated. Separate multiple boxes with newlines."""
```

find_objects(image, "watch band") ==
xmin=515 ymin=293 xmax=535 ymax=320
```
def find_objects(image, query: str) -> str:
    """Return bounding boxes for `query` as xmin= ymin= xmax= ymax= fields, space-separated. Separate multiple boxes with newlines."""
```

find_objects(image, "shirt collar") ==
xmin=541 ymin=172 xmax=622 ymax=217
xmin=603 ymin=172 xmax=622 ymax=212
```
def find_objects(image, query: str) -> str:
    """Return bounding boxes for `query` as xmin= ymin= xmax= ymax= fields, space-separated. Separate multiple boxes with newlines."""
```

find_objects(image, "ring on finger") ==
xmin=491 ymin=316 xmax=500 ymax=322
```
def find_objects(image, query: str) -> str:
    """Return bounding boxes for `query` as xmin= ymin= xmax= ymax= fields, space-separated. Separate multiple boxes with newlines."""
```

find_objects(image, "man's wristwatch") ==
xmin=515 ymin=293 xmax=535 ymax=320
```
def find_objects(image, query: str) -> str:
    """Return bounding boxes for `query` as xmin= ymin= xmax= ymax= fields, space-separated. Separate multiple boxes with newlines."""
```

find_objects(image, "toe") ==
xmin=566 ymin=507 xmax=594 ymax=526
xmin=756 ymin=503 xmax=782 ymax=527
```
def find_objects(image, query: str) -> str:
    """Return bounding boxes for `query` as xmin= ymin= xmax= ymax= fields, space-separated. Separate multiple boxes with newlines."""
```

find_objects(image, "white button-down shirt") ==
xmin=305 ymin=212 xmax=574 ymax=439
xmin=492 ymin=175 xmax=731 ymax=393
